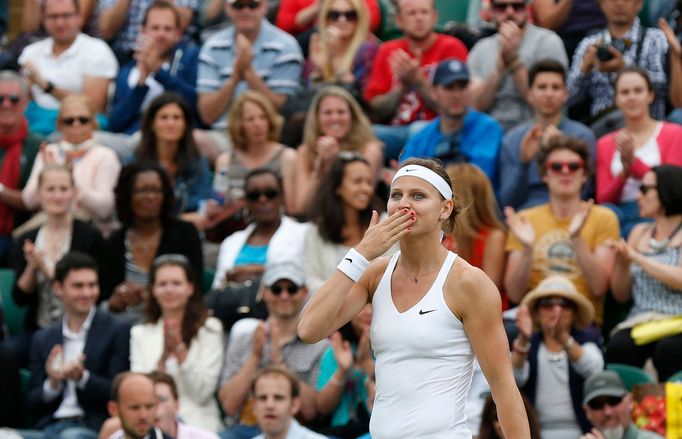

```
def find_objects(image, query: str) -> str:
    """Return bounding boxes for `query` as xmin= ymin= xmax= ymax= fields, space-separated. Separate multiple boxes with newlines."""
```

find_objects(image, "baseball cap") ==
xmin=582 ymin=370 xmax=628 ymax=406
xmin=432 ymin=59 xmax=469 ymax=87
xmin=262 ymin=261 xmax=305 ymax=288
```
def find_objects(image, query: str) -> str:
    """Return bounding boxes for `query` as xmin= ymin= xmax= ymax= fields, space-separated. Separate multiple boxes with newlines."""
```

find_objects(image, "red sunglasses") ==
xmin=545 ymin=160 xmax=584 ymax=174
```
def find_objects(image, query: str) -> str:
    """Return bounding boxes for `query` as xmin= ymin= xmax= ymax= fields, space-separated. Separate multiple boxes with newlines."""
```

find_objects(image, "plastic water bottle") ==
xmin=211 ymin=166 xmax=229 ymax=206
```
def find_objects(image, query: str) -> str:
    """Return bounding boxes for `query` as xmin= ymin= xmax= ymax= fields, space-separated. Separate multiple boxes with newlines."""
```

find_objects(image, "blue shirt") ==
xmin=234 ymin=244 xmax=268 ymax=267
xmin=399 ymin=109 xmax=503 ymax=184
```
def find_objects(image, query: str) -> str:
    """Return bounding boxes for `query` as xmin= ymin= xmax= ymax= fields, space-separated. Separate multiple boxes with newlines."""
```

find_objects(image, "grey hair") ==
xmin=0 ymin=70 xmax=29 ymax=97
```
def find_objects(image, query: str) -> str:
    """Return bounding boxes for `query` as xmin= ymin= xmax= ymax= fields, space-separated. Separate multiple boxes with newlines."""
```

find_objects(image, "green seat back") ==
xmin=607 ymin=363 xmax=656 ymax=391
xmin=435 ymin=0 xmax=468 ymax=31
xmin=0 ymin=268 xmax=26 ymax=336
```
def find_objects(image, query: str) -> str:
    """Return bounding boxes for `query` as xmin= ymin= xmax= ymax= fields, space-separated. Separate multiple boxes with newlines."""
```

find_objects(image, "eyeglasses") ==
xmin=245 ymin=189 xmax=279 ymax=201
xmin=269 ymin=284 xmax=301 ymax=296
xmin=132 ymin=186 xmax=164 ymax=196
xmin=44 ymin=12 xmax=77 ymax=21
xmin=639 ymin=183 xmax=657 ymax=195
xmin=587 ymin=395 xmax=624 ymax=410
xmin=231 ymin=0 xmax=260 ymax=10
xmin=538 ymin=297 xmax=574 ymax=310
xmin=492 ymin=2 xmax=526 ymax=12
xmin=327 ymin=9 xmax=358 ymax=22
xmin=0 ymin=95 xmax=20 ymax=105
xmin=546 ymin=160 xmax=584 ymax=174
xmin=61 ymin=116 xmax=91 ymax=126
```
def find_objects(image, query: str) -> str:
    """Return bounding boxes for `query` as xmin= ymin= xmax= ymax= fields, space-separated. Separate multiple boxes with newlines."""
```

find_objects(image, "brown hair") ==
xmin=478 ymin=393 xmax=541 ymax=439
xmin=446 ymin=164 xmax=504 ymax=260
xmin=227 ymin=90 xmax=283 ymax=152
xmin=148 ymin=370 xmax=179 ymax=400
xmin=142 ymin=0 xmax=181 ymax=27
xmin=251 ymin=365 xmax=301 ymax=399
xmin=396 ymin=158 xmax=460 ymax=234
xmin=615 ymin=66 xmax=653 ymax=93
xmin=110 ymin=372 xmax=153 ymax=402
xmin=536 ymin=135 xmax=592 ymax=178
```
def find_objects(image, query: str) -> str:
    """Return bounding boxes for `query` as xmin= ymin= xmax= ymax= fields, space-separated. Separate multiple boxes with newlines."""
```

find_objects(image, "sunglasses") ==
xmin=538 ymin=297 xmax=574 ymax=310
xmin=270 ymin=284 xmax=301 ymax=295
xmin=492 ymin=2 xmax=526 ymax=12
xmin=546 ymin=160 xmax=584 ymax=174
xmin=639 ymin=183 xmax=657 ymax=195
xmin=231 ymin=0 xmax=260 ymax=9
xmin=132 ymin=186 xmax=164 ymax=196
xmin=61 ymin=116 xmax=91 ymax=126
xmin=587 ymin=395 xmax=624 ymax=410
xmin=0 ymin=94 xmax=20 ymax=105
xmin=327 ymin=9 xmax=358 ymax=21
xmin=245 ymin=189 xmax=279 ymax=201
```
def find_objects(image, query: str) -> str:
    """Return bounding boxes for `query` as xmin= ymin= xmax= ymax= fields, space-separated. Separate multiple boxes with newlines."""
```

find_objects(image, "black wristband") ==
xmin=43 ymin=81 xmax=54 ymax=94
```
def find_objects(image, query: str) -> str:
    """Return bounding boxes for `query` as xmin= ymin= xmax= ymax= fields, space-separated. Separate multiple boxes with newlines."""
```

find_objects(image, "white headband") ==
xmin=392 ymin=164 xmax=453 ymax=200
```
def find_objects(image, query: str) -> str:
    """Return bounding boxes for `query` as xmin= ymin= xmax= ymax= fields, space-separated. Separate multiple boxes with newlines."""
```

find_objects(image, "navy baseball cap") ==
xmin=432 ymin=59 xmax=469 ymax=87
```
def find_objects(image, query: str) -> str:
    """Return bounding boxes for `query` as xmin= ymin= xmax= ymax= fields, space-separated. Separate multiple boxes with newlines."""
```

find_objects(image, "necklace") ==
xmin=649 ymin=221 xmax=682 ymax=253
xmin=404 ymin=261 xmax=440 ymax=284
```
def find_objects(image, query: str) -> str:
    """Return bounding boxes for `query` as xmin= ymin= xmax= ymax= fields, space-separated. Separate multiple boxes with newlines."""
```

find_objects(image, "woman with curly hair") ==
xmin=293 ymin=86 xmax=382 ymax=214
xmin=100 ymin=162 xmax=203 ymax=322
xmin=131 ymin=254 xmax=224 ymax=432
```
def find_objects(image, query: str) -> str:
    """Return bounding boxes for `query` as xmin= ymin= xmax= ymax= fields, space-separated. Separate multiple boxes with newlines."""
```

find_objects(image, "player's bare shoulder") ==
xmin=444 ymin=255 xmax=501 ymax=319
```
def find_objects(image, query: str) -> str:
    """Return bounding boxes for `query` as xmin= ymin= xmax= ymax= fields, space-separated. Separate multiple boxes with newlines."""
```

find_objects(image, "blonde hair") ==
xmin=317 ymin=0 xmax=369 ymax=81
xmin=446 ymin=164 xmax=504 ymax=259
xmin=57 ymin=94 xmax=99 ymax=130
xmin=302 ymin=86 xmax=376 ymax=166
xmin=227 ymin=90 xmax=283 ymax=152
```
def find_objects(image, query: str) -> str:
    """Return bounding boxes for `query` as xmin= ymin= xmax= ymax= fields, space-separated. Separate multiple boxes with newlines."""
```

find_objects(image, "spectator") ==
xmin=22 ymin=95 xmax=121 ymax=234
xmin=512 ymin=275 xmax=603 ymax=438
xmin=21 ymin=0 xmax=102 ymax=38
xmin=504 ymin=136 xmax=619 ymax=325
xmin=98 ymin=0 xmax=196 ymax=64
xmin=252 ymin=365 xmax=328 ymax=439
xmin=11 ymin=165 xmax=102 ymax=363
xmin=596 ymin=67 xmax=682 ymax=237
xmin=106 ymin=372 xmax=173 ymax=439
xmin=499 ymin=59 xmax=595 ymax=211
xmin=364 ymin=0 xmax=468 ymax=162
xmin=109 ymin=0 xmax=200 ymax=135
xmin=532 ymin=0 xmax=606 ymax=60
xmin=149 ymin=371 xmax=220 ymax=439
xmin=444 ymin=163 xmax=507 ymax=295
xmin=661 ymin=18 xmax=682 ymax=125
xmin=477 ymin=392 xmax=541 ymax=439
xmin=217 ymin=261 xmax=329 ymax=438
xmin=0 ymin=70 xmax=42 ymax=266
xmin=400 ymin=58 xmax=503 ymax=183
xmin=581 ymin=370 xmax=664 ymax=439
xmin=100 ymin=163 xmax=203 ymax=321
xmin=276 ymin=0 xmax=379 ymax=41
xmin=212 ymin=169 xmax=307 ymax=290
xmin=567 ymin=0 xmax=669 ymax=128
xmin=293 ymin=86 xmax=382 ymax=214
xmin=18 ymin=0 xmax=118 ymax=135
xmin=468 ymin=0 xmax=568 ymax=131
xmin=197 ymin=0 xmax=303 ymax=134
xmin=24 ymin=252 xmax=130 ymax=439
xmin=315 ymin=304 xmax=374 ymax=437
xmin=606 ymin=165 xmax=682 ymax=382
xmin=304 ymin=153 xmax=384 ymax=294
xmin=134 ymin=93 xmax=211 ymax=217
xmin=211 ymin=91 xmax=297 ymax=215
xmin=0 ymin=290 xmax=22 ymax=428
xmin=131 ymin=254 xmax=224 ymax=432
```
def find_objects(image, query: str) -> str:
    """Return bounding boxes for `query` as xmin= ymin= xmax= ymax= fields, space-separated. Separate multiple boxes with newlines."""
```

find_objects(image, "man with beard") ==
xmin=581 ymin=370 xmax=663 ymax=439
xmin=467 ymin=0 xmax=568 ymax=131
xmin=109 ymin=0 xmax=200 ymax=135
xmin=363 ymin=0 xmax=468 ymax=163
xmin=499 ymin=59 xmax=595 ymax=210
xmin=399 ymin=58 xmax=503 ymax=183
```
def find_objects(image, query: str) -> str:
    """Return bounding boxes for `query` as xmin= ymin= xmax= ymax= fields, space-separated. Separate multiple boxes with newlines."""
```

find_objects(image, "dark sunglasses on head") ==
xmin=245 ymin=188 xmax=279 ymax=201
xmin=538 ymin=297 xmax=574 ymax=310
xmin=492 ymin=2 xmax=526 ymax=12
xmin=546 ymin=160 xmax=584 ymax=173
xmin=231 ymin=0 xmax=260 ymax=9
xmin=587 ymin=395 xmax=624 ymax=410
xmin=639 ymin=183 xmax=657 ymax=195
xmin=61 ymin=116 xmax=91 ymax=126
xmin=270 ymin=284 xmax=300 ymax=295
xmin=0 ymin=94 xmax=20 ymax=105
xmin=327 ymin=9 xmax=358 ymax=21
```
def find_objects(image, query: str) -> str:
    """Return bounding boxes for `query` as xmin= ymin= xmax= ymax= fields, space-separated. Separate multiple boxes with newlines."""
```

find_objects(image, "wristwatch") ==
xmin=43 ymin=81 xmax=54 ymax=94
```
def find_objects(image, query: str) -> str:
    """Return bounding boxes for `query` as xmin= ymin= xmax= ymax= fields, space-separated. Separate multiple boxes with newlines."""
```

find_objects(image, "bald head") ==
xmin=109 ymin=373 xmax=157 ymax=439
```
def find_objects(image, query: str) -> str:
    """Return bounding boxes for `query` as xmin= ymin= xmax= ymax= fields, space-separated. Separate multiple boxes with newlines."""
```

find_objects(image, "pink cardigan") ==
xmin=596 ymin=122 xmax=682 ymax=204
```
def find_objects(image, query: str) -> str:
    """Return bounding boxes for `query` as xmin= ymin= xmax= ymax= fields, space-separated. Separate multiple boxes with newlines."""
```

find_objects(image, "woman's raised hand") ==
xmin=355 ymin=209 xmax=413 ymax=260
xmin=330 ymin=331 xmax=353 ymax=372
xmin=515 ymin=305 xmax=533 ymax=341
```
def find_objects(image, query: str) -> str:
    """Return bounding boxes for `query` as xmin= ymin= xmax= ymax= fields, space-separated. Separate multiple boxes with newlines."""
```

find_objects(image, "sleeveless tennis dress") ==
xmin=370 ymin=251 xmax=475 ymax=439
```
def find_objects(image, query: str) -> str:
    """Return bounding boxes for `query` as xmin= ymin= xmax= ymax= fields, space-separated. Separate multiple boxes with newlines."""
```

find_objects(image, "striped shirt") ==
xmin=629 ymin=247 xmax=682 ymax=317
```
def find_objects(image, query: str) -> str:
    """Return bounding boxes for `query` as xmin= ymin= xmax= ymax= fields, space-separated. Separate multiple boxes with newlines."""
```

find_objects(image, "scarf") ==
xmin=0 ymin=118 xmax=28 ymax=234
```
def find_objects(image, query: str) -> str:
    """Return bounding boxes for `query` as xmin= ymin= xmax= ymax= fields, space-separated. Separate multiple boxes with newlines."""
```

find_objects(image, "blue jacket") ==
xmin=399 ymin=109 xmax=503 ymax=184
xmin=109 ymin=41 xmax=199 ymax=134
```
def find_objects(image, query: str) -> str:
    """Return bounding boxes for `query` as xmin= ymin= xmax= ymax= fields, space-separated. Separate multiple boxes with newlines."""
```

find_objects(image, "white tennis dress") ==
xmin=370 ymin=251 xmax=474 ymax=439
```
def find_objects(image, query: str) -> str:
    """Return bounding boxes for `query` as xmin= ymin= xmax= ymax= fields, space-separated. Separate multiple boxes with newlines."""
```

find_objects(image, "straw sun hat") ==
xmin=521 ymin=275 xmax=595 ymax=330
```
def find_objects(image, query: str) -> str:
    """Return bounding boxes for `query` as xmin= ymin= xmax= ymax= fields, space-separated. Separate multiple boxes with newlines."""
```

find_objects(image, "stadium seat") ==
xmin=607 ymin=363 xmax=656 ymax=391
xmin=0 ymin=269 xmax=26 ymax=336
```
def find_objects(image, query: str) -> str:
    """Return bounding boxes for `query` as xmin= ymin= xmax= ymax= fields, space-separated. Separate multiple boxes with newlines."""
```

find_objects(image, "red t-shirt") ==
xmin=364 ymin=34 xmax=468 ymax=125
xmin=276 ymin=0 xmax=381 ymax=34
